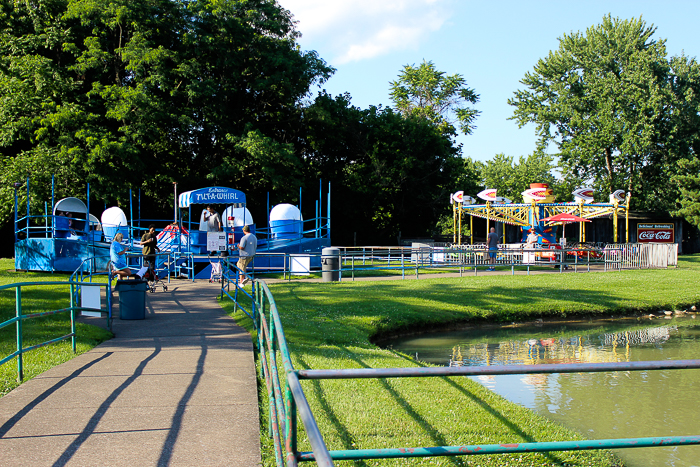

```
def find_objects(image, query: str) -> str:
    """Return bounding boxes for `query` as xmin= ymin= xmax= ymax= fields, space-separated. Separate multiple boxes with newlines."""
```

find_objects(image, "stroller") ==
xmin=209 ymin=253 xmax=223 ymax=283
xmin=142 ymin=262 xmax=168 ymax=293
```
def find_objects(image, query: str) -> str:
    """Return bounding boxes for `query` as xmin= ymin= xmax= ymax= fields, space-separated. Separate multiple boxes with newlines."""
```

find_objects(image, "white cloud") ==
xmin=277 ymin=0 xmax=450 ymax=64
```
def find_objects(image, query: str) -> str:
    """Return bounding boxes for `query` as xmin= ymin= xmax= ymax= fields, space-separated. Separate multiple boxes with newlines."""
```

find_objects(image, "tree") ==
xmin=389 ymin=60 xmax=480 ymax=136
xmin=669 ymin=55 xmax=700 ymax=228
xmin=509 ymin=15 xmax=677 ymax=210
xmin=0 ymin=0 xmax=333 ymax=224
xmin=298 ymin=92 xmax=467 ymax=245
xmin=478 ymin=152 xmax=574 ymax=203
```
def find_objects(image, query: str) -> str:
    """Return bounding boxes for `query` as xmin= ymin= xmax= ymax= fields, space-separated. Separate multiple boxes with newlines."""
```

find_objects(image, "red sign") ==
xmin=637 ymin=223 xmax=674 ymax=243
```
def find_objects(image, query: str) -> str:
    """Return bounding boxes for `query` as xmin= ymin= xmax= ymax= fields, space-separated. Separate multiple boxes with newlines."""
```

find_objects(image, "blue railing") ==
xmin=220 ymin=278 xmax=700 ymax=466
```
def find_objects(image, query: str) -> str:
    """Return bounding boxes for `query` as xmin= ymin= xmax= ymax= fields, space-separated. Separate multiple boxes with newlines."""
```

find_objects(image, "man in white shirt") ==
xmin=204 ymin=205 xmax=222 ymax=232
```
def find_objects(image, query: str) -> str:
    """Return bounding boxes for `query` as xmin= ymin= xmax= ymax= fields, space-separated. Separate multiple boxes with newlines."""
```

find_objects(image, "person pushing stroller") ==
xmin=141 ymin=224 xmax=160 ymax=268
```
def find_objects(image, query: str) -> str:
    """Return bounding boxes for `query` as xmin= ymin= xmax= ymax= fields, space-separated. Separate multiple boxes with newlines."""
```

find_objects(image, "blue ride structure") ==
xmin=13 ymin=177 xmax=331 ymax=278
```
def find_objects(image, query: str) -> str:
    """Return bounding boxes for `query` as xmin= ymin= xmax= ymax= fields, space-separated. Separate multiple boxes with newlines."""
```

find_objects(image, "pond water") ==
xmin=386 ymin=316 xmax=700 ymax=467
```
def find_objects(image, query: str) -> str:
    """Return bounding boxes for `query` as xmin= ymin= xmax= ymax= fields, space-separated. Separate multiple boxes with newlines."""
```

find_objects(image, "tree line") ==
xmin=1 ymin=3 xmax=699 ymax=246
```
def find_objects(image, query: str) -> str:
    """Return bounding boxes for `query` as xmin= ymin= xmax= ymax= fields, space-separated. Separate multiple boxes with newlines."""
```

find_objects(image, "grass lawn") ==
xmin=225 ymin=255 xmax=700 ymax=466
xmin=0 ymin=258 xmax=114 ymax=396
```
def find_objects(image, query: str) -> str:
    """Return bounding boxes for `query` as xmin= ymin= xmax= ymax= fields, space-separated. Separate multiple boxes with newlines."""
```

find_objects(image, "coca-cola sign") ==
xmin=637 ymin=223 xmax=674 ymax=243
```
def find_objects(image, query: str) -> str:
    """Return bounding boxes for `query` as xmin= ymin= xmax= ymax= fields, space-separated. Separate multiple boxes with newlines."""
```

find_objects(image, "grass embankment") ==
xmin=225 ymin=255 xmax=700 ymax=466
xmin=0 ymin=258 xmax=114 ymax=396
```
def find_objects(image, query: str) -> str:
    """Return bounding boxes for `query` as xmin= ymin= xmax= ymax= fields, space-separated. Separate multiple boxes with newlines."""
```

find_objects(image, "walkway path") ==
xmin=0 ymin=280 xmax=261 ymax=467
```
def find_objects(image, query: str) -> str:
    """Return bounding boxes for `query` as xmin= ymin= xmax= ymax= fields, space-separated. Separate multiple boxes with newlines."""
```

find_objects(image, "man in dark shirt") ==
xmin=141 ymin=224 xmax=159 ymax=268
xmin=487 ymin=227 xmax=499 ymax=271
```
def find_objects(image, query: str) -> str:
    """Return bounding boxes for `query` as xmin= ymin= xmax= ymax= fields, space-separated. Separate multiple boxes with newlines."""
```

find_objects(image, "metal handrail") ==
xmin=69 ymin=255 xmax=113 ymax=330
xmin=221 ymin=279 xmax=700 ymax=466
xmin=0 ymin=279 xmax=112 ymax=382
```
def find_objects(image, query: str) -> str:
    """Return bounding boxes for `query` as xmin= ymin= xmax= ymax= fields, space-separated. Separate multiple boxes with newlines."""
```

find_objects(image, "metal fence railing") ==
xmin=333 ymin=245 xmax=613 ymax=279
xmin=0 ymin=278 xmax=113 ymax=382
xmin=220 ymin=279 xmax=700 ymax=466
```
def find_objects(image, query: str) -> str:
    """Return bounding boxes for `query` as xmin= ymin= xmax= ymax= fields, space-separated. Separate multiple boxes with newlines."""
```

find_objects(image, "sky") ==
xmin=275 ymin=0 xmax=700 ymax=162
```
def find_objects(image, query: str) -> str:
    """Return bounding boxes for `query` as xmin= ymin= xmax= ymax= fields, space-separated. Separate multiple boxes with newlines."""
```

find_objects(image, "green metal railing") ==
xmin=0 ymin=279 xmax=112 ymax=382
xmin=221 ymin=279 xmax=700 ymax=466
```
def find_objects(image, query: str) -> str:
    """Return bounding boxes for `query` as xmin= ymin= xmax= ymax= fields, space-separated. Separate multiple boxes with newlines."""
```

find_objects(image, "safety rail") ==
xmin=202 ymin=242 xmax=676 ymax=284
xmin=69 ymin=256 xmax=113 ymax=330
xmin=219 ymin=279 xmax=700 ymax=466
xmin=336 ymin=245 xmax=614 ymax=279
xmin=219 ymin=257 xmax=256 ymax=322
xmin=0 ymin=279 xmax=113 ymax=382
xmin=218 ymin=246 xmax=616 ymax=284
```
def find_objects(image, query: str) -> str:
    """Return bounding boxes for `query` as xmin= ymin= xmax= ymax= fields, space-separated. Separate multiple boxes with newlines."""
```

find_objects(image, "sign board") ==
xmin=290 ymin=255 xmax=310 ymax=275
xmin=637 ymin=223 xmax=674 ymax=243
xmin=81 ymin=285 xmax=102 ymax=317
xmin=207 ymin=232 xmax=227 ymax=251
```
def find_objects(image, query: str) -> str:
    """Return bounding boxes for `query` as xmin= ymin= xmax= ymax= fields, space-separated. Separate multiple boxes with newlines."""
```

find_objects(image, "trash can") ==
xmin=322 ymin=247 xmax=340 ymax=282
xmin=116 ymin=279 xmax=147 ymax=320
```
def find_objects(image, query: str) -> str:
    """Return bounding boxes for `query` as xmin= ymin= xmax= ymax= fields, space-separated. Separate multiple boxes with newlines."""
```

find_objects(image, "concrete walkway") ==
xmin=0 ymin=280 xmax=261 ymax=467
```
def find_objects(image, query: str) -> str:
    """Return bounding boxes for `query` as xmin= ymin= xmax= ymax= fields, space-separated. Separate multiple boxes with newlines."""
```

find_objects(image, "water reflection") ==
xmin=388 ymin=317 xmax=700 ymax=467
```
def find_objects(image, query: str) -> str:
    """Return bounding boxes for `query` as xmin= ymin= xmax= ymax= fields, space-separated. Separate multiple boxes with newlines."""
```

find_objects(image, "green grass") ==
xmin=0 ymin=258 xmax=113 ymax=396
xmin=224 ymin=255 xmax=700 ymax=466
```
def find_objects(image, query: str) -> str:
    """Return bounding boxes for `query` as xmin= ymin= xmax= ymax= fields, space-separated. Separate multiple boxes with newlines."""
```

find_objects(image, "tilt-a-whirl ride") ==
xmin=13 ymin=178 xmax=331 ymax=279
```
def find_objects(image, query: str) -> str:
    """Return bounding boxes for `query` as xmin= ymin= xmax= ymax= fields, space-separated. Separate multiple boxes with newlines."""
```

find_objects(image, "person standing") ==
xmin=526 ymin=229 xmax=538 ymax=248
xmin=524 ymin=229 xmax=539 ymax=265
xmin=237 ymin=225 xmax=257 ymax=286
xmin=141 ymin=224 xmax=160 ymax=267
xmin=487 ymin=227 xmax=499 ymax=271
xmin=204 ymin=205 xmax=222 ymax=232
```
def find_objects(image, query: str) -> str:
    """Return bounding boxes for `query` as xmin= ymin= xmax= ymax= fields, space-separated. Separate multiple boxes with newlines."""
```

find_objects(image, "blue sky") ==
xmin=276 ymin=0 xmax=700 ymax=162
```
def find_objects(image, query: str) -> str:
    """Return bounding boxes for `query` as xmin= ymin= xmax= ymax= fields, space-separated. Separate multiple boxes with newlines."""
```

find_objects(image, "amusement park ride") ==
xmin=451 ymin=183 xmax=631 ymax=245
xmin=13 ymin=178 xmax=331 ymax=279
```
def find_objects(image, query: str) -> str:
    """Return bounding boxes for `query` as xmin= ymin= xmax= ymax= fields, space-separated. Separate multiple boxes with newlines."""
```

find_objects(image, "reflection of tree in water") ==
xmin=448 ymin=325 xmax=677 ymax=367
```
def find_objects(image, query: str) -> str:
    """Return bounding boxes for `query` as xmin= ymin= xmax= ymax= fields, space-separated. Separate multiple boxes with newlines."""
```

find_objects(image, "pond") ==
xmin=386 ymin=315 xmax=700 ymax=467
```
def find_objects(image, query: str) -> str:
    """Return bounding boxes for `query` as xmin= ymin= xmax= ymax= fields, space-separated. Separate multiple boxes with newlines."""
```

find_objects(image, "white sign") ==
xmin=291 ymin=255 xmax=310 ymax=275
xmin=81 ymin=285 xmax=102 ymax=317
xmin=207 ymin=232 xmax=227 ymax=251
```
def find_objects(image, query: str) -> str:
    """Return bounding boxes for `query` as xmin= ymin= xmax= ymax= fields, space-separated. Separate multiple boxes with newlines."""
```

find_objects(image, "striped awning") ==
xmin=178 ymin=187 xmax=246 ymax=208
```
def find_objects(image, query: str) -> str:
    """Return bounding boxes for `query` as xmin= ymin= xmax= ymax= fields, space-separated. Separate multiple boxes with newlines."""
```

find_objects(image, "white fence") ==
xmin=604 ymin=243 xmax=678 ymax=269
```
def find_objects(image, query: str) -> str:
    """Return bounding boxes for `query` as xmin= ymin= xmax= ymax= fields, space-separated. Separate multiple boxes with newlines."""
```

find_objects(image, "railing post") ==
xmin=107 ymin=272 xmax=113 ymax=330
xmin=285 ymin=379 xmax=297 ymax=464
xmin=251 ymin=281 xmax=257 ymax=326
xmin=70 ymin=283 xmax=76 ymax=353
xmin=16 ymin=286 xmax=23 ymax=381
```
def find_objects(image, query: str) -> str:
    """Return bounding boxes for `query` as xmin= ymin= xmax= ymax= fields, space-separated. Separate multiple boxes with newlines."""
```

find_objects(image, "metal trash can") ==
xmin=116 ymin=279 xmax=147 ymax=320
xmin=321 ymin=247 xmax=340 ymax=282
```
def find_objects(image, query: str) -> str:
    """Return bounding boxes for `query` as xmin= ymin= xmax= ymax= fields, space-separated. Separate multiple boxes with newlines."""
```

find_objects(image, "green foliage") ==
xmin=300 ymin=92 xmax=470 ymax=244
xmin=669 ymin=55 xmax=700 ymax=224
xmin=0 ymin=0 xmax=334 ymax=222
xmin=390 ymin=60 xmax=480 ymax=136
xmin=672 ymin=156 xmax=700 ymax=229
xmin=509 ymin=15 xmax=686 ymax=211
xmin=477 ymin=152 xmax=578 ymax=203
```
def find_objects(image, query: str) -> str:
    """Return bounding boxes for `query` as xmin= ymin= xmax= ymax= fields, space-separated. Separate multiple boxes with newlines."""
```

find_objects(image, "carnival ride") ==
xmin=13 ymin=178 xmax=331 ymax=279
xmin=451 ymin=183 xmax=631 ymax=258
